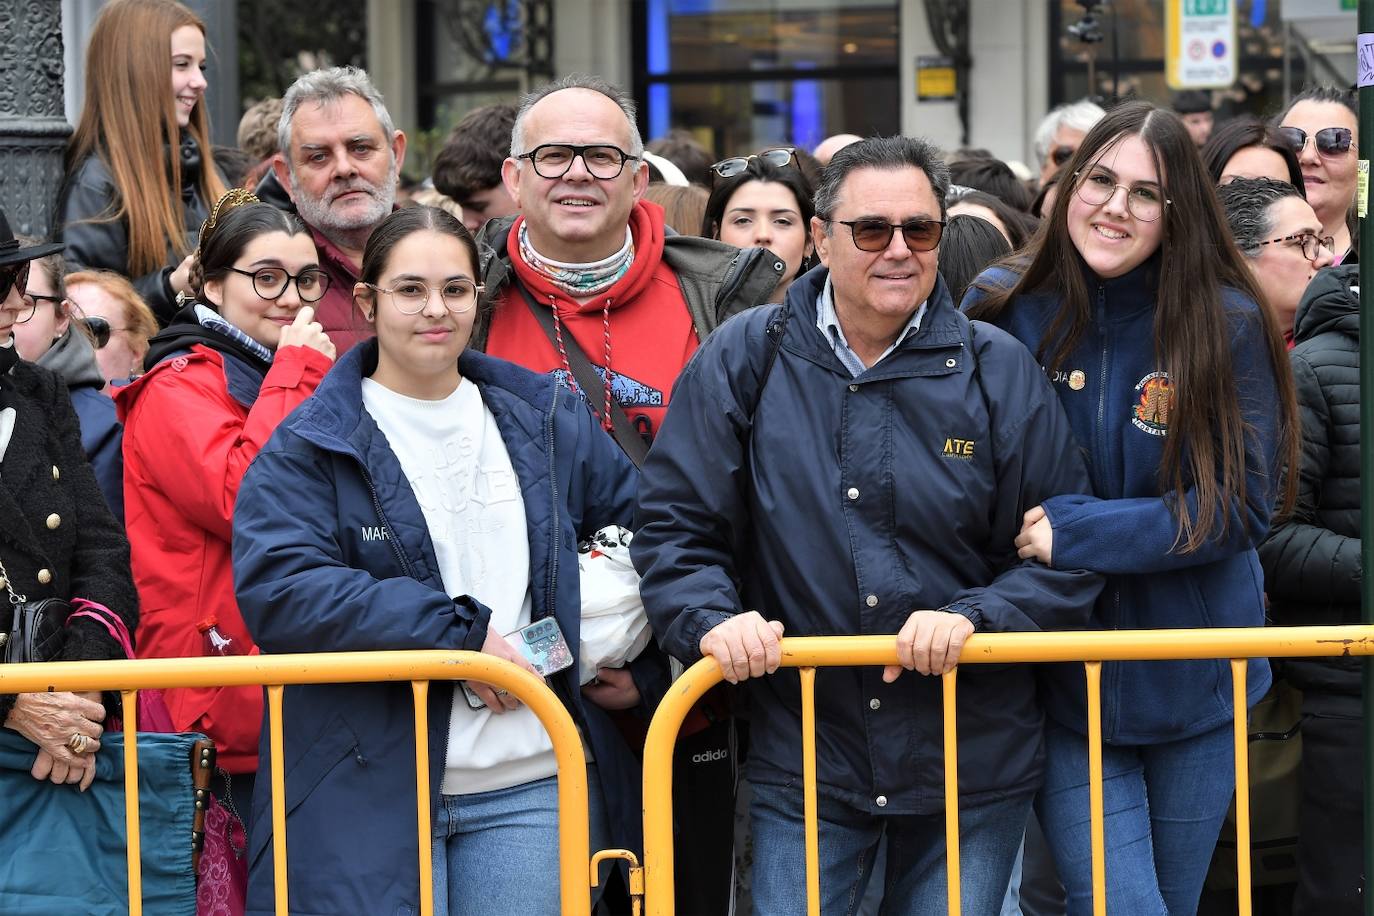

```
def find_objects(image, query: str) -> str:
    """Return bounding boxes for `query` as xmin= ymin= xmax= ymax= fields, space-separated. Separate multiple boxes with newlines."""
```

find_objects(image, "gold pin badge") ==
xmin=1068 ymin=370 xmax=1087 ymax=391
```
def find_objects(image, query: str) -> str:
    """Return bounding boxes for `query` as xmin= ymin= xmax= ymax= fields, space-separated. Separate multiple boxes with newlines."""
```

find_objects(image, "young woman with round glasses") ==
xmin=115 ymin=190 xmax=334 ymax=818
xmin=965 ymin=101 xmax=1298 ymax=915
xmin=231 ymin=205 xmax=648 ymax=914
xmin=702 ymin=149 xmax=815 ymax=303
xmin=1277 ymin=86 xmax=1358 ymax=264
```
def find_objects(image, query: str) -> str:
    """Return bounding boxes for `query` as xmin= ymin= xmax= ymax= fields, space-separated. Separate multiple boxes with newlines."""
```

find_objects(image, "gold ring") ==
xmin=67 ymin=733 xmax=92 ymax=755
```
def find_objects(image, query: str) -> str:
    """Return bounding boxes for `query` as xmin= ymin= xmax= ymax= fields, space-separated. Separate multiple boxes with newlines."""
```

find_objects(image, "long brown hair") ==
xmin=66 ymin=0 xmax=226 ymax=276
xmin=968 ymin=101 xmax=1298 ymax=553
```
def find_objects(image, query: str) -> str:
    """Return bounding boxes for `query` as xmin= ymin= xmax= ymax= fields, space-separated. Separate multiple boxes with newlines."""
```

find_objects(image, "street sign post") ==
xmin=1166 ymin=0 xmax=1239 ymax=89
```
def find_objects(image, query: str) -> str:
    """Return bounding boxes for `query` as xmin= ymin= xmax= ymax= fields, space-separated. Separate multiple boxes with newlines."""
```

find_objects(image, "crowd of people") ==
xmin=0 ymin=0 xmax=1363 ymax=914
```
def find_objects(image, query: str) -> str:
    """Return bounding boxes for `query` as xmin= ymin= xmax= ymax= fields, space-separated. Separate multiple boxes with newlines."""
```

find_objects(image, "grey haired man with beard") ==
xmin=259 ymin=66 xmax=406 ymax=354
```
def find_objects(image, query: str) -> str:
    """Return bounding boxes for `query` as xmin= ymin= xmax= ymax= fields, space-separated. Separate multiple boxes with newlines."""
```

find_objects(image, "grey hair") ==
xmin=509 ymin=74 xmax=644 ymax=160
xmin=1034 ymin=99 xmax=1106 ymax=166
xmin=278 ymin=66 xmax=396 ymax=158
xmin=813 ymin=136 xmax=951 ymax=229
xmin=1217 ymin=177 xmax=1303 ymax=256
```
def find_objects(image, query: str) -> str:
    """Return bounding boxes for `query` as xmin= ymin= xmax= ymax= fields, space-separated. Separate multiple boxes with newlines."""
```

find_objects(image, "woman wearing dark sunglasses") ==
xmin=703 ymin=149 xmax=816 ymax=303
xmin=8 ymin=244 xmax=126 ymax=523
xmin=1277 ymin=86 xmax=1358 ymax=264
xmin=0 ymin=207 xmax=138 ymax=799
xmin=115 ymin=190 xmax=335 ymax=817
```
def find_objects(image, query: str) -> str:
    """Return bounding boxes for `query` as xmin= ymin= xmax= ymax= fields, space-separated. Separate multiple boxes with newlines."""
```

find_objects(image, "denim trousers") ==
xmin=1037 ymin=719 xmax=1235 ymax=916
xmin=749 ymin=778 xmax=1032 ymax=915
xmin=431 ymin=765 xmax=608 ymax=916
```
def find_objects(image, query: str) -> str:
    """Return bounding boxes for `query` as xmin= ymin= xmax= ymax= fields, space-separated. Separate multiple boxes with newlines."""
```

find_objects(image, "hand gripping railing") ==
xmin=0 ymin=651 xmax=597 ymax=916
xmin=640 ymin=625 xmax=1374 ymax=916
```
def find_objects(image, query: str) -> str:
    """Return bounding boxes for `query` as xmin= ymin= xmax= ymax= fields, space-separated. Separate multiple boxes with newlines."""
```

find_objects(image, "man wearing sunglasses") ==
xmin=473 ymin=75 xmax=781 ymax=449
xmin=635 ymin=136 xmax=1101 ymax=913
xmin=1033 ymin=99 xmax=1105 ymax=185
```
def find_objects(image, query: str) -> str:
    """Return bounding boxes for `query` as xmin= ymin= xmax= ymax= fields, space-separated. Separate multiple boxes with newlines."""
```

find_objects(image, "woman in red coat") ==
xmin=117 ymin=190 xmax=335 ymax=810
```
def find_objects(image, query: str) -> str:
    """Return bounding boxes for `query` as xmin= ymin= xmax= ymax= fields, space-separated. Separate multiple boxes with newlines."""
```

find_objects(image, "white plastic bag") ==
xmin=577 ymin=525 xmax=652 ymax=684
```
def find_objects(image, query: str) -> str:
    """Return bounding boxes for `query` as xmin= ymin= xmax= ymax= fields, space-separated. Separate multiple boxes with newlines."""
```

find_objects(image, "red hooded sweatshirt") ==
xmin=483 ymin=201 xmax=698 ymax=443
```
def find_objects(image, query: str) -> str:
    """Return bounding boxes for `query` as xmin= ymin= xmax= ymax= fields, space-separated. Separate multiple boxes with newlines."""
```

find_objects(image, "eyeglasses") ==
xmin=515 ymin=144 xmax=639 ymax=180
xmin=830 ymin=218 xmax=946 ymax=253
xmin=0 ymin=260 xmax=30 ymax=305
xmin=1050 ymin=145 xmax=1077 ymax=167
xmin=365 ymin=278 xmax=484 ymax=315
xmin=13 ymin=291 xmax=61 ymax=324
xmin=1073 ymin=170 xmax=1171 ymax=222
xmin=1255 ymin=231 xmax=1336 ymax=261
xmin=710 ymin=148 xmax=797 ymax=181
xmin=1277 ymin=126 xmax=1353 ymax=159
xmin=228 ymin=266 xmax=330 ymax=303
xmin=80 ymin=316 xmax=127 ymax=349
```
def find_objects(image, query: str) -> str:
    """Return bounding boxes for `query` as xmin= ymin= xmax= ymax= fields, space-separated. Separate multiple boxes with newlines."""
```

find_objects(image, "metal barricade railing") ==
xmin=0 ymin=650 xmax=604 ymax=916
xmin=640 ymin=625 xmax=1374 ymax=916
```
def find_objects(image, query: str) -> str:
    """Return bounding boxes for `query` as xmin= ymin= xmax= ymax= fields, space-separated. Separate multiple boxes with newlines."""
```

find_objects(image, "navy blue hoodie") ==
xmin=963 ymin=259 xmax=1281 ymax=743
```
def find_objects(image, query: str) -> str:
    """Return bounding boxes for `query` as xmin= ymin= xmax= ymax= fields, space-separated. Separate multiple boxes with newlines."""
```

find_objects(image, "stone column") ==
xmin=0 ymin=0 xmax=72 ymax=238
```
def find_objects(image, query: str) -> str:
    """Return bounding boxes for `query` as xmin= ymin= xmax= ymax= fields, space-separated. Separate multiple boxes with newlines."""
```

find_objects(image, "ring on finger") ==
xmin=67 ymin=733 xmax=93 ymax=755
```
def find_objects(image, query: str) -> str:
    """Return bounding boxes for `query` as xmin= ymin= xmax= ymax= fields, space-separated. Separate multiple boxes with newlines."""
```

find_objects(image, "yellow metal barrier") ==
xmin=0 ymin=651 xmax=595 ymax=916
xmin=641 ymin=625 xmax=1374 ymax=916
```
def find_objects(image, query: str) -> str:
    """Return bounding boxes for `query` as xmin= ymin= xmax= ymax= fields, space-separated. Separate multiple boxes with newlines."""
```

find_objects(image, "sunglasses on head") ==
xmin=0 ymin=260 xmax=30 ymax=304
xmin=1278 ymin=126 xmax=1353 ymax=158
xmin=710 ymin=148 xmax=797 ymax=181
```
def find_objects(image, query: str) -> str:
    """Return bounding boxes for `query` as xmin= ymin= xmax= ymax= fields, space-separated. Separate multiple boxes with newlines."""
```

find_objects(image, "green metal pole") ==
xmin=1361 ymin=4 xmax=1374 ymax=914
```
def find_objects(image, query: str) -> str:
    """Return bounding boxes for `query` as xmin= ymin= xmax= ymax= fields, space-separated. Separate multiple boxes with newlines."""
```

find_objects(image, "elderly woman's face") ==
xmin=67 ymin=281 xmax=147 ymax=382
xmin=12 ymin=267 xmax=68 ymax=363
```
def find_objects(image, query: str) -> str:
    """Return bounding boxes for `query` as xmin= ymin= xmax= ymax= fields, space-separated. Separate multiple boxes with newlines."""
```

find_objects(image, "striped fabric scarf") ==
xmin=194 ymin=304 xmax=273 ymax=366
xmin=518 ymin=223 xmax=634 ymax=298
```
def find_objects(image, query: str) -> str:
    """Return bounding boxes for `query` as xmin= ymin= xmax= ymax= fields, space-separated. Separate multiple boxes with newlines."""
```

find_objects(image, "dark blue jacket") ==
xmin=231 ymin=340 xmax=655 ymax=915
xmin=963 ymin=260 xmax=1280 ymax=743
xmin=633 ymin=268 xmax=1102 ymax=816
xmin=35 ymin=327 xmax=124 ymax=523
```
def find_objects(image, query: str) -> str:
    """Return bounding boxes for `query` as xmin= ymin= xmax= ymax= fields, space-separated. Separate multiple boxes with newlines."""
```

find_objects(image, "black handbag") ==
xmin=0 ymin=554 xmax=71 ymax=664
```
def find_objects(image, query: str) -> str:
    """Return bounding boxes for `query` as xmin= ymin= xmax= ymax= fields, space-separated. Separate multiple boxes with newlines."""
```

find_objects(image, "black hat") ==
xmin=0 ymin=208 xmax=64 ymax=268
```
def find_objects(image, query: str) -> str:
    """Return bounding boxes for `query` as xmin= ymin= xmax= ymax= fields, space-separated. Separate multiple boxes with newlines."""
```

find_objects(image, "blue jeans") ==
xmin=1037 ymin=719 xmax=1235 ymax=916
xmin=749 ymin=778 xmax=1032 ymax=915
xmin=431 ymin=766 xmax=608 ymax=916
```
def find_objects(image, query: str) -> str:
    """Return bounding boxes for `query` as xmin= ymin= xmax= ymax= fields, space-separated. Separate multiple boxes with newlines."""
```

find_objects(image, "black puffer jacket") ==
xmin=0 ymin=357 xmax=139 ymax=722
xmin=1259 ymin=264 xmax=1362 ymax=694
xmin=55 ymin=132 xmax=217 ymax=325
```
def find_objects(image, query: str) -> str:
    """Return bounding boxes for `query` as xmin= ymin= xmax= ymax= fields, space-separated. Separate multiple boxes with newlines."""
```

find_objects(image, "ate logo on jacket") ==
xmin=941 ymin=436 xmax=976 ymax=459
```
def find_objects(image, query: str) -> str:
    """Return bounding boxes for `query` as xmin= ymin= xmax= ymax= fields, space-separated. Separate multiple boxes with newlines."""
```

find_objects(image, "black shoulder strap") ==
xmin=513 ymin=281 xmax=650 ymax=468
xmin=748 ymin=302 xmax=790 ymax=422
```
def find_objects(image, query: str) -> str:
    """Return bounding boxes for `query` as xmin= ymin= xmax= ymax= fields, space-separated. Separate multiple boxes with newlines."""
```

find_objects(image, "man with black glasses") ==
xmin=633 ymin=136 xmax=1103 ymax=913
xmin=473 ymin=75 xmax=781 ymax=450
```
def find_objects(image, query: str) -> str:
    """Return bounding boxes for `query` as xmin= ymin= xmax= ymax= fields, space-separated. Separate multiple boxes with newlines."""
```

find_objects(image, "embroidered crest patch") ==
xmin=1131 ymin=371 xmax=1172 ymax=436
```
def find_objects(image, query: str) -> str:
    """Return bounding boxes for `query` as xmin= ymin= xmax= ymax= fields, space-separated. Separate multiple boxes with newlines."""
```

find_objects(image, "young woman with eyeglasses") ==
xmin=1276 ymin=87 xmax=1358 ymax=265
xmin=231 ymin=206 xmax=647 ymax=914
xmin=9 ymin=246 xmax=126 ymax=522
xmin=964 ymin=101 xmax=1299 ymax=915
xmin=702 ymin=150 xmax=816 ymax=304
xmin=58 ymin=0 xmax=227 ymax=326
xmin=115 ymin=191 xmax=334 ymax=820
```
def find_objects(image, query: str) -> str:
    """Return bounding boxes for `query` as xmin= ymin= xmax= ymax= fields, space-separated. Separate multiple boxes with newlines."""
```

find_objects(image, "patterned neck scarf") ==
xmin=518 ymin=223 xmax=634 ymax=298
xmin=194 ymin=303 xmax=274 ymax=366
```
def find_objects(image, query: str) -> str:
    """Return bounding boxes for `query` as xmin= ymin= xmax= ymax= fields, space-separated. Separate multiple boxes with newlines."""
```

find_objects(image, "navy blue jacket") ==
xmin=633 ymin=268 xmax=1102 ymax=816
xmin=964 ymin=260 xmax=1280 ymax=743
xmin=232 ymin=340 xmax=656 ymax=915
